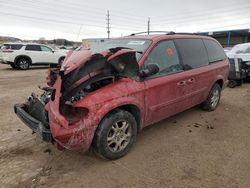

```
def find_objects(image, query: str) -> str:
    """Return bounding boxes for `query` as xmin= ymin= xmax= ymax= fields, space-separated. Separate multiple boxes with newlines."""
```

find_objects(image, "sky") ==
xmin=0 ymin=0 xmax=250 ymax=41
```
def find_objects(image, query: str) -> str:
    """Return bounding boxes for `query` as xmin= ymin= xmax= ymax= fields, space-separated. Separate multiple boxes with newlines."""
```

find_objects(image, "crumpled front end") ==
xmin=14 ymin=92 xmax=52 ymax=142
xmin=15 ymin=47 xmax=140 ymax=152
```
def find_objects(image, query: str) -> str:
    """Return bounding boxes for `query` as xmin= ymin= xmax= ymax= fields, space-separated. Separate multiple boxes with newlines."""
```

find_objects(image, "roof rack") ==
xmin=173 ymin=32 xmax=201 ymax=35
xmin=130 ymin=31 xmax=175 ymax=36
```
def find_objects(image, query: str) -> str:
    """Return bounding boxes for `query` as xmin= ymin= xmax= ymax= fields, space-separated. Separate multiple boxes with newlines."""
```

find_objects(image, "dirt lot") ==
xmin=0 ymin=63 xmax=250 ymax=188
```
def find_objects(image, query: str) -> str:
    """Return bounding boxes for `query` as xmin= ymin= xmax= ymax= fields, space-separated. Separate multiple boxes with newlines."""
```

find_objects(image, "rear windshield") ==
xmin=91 ymin=39 xmax=151 ymax=60
xmin=2 ymin=44 xmax=23 ymax=50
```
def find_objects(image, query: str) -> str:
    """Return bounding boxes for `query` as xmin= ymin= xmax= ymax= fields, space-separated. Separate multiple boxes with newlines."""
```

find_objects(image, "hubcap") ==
xmin=107 ymin=120 xmax=132 ymax=153
xmin=210 ymin=89 xmax=220 ymax=108
xmin=19 ymin=59 xmax=29 ymax=69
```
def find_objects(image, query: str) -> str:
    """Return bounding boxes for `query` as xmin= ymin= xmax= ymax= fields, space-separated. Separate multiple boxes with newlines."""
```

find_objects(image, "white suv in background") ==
xmin=0 ymin=43 xmax=67 ymax=70
xmin=227 ymin=43 xmax=250 ymax=61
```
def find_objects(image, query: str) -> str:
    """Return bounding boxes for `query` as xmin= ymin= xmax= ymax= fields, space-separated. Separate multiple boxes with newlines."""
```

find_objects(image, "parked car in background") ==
xmin=227 ymin=43 xmax=250 ymax=60
xmin=14 ymin=33 xmax=229 ymax=159
xmin=1 ymin=43 xmax=67 ymax=70
xmin=223 ymin=47 xmax=232 ymax=53
xmin=226 ymin=43 xmax=250 ymax=84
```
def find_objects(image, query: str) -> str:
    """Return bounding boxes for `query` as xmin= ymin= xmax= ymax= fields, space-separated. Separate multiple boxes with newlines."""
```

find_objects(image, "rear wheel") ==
xmin=201 ymin=83 xmax=221 ymax=111
xmin=228 ymin=80 xmax=238 ymax=88
xmin=16 ymin=58 xmax=30 ymax=70
xmin=93 ymin=109 xmax=137 ymax=160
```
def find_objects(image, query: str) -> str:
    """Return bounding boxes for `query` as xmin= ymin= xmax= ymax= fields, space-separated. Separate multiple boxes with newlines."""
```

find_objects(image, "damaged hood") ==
xmin=60 ymin=47 xmax=140 ymax=91
xmin=61 ymin=48 xmax=140 ymax=76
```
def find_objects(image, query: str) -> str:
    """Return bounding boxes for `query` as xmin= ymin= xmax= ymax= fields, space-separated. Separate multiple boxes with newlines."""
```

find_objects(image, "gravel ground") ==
xmin=0 ymin=63 xmax=250 ymax=188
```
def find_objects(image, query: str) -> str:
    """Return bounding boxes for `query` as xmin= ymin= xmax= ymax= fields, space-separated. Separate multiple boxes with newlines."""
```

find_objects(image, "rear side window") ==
xmin=3 ymin=44 xmax=23 ymax=50
xmin=25 ymin=45 xmax=41 ymax=51
xmin=174 ymin=39 xmax=209 ymax=69
xmin=203 ymin=39 xmax=226 ymax=63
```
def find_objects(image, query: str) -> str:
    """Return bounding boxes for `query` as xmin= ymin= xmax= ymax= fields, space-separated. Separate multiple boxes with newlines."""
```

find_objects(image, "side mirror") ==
xmin=52 ymin=49 xmax=55 ymax=53
xmin=140 ymin=64 xmax=159 ymax=78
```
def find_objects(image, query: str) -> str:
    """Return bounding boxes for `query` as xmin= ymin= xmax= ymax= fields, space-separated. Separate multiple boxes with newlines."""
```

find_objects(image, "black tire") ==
xmin=93 ymin=109 xmax=137 ymax=160
xmin=201 ymin=83 xmax=221 ymax=111
xmin=16 ymin=57 xmax=30 ymax=70
xmin=10 ymin=62 xmax=18 ymax=69
xmin=237 ymin=80 xmax=243 ymax=86
xmin=228 ymin=80 xmax=238 ymax=88
xmin=58 ymin=57 xmax=65 ymax=66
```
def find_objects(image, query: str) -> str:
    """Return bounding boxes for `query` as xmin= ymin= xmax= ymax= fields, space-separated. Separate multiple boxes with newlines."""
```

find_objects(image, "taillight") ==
xmin=60 ymin=104 xmax=88 ymax=124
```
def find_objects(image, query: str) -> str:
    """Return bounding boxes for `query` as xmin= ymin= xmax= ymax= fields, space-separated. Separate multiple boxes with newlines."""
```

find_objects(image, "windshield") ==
xmin=91 ymin=39 xmax=151 ymax=60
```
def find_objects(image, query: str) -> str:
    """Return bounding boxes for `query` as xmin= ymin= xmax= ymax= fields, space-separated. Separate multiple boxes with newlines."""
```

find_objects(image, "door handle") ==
xmin=187 ymin=78 xmax=195 ymax=84
xmin=177 ymin=80 xmax=186 ymax=86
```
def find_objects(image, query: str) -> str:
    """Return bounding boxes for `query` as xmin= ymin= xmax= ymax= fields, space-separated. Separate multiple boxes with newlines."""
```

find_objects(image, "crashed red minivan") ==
xmin=14 ymin=33 xmax=229 ymax=159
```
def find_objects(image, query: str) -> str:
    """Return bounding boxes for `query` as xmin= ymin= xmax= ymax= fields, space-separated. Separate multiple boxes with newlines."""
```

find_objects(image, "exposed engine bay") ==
xmin=44 ymin=47 xmax=140 ymax=105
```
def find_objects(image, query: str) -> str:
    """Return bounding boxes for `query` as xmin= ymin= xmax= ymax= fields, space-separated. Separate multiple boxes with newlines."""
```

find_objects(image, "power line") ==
xmin=0 ymin=11 xmax=142 ymax=32
xmin=152 ymin=4 xmax=250 ymax=24
xmin=8 ymin=0 xmax=148 ymax=23
xmin=152 ymin=0 xmax=250 ymax=21
xmin=0 ymin=2 xmax=147 ymax=29
xmin=0 ymin=2 xmax=145 ymax=29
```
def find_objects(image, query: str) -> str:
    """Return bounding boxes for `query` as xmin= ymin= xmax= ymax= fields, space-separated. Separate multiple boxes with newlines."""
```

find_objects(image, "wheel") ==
xmin=237 ymin=80 xmax=243 ymax=86
xmin=16 ymin=58 xmax=30 ymax=70
xmin=228 ymin=80 xmax=238 ymax=88
xmin=201 ymin=83 xmax=221 ymax=111
xmin=93 ymin=109 xmax=137 ymax=160
xmin=59 ymin=57 xmax=65 ymax=66
xmin=10 ymin=62 xmax=18 ymax=69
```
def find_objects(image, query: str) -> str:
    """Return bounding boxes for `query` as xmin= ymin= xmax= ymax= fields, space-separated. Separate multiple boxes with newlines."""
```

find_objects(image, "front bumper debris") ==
xmin=14 ymin=103 xmax=53 ymax=142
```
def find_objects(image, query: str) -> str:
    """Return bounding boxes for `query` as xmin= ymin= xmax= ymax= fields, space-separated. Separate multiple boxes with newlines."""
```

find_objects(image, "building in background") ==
xmin=200 ymin=29 xmax=250 ymax=47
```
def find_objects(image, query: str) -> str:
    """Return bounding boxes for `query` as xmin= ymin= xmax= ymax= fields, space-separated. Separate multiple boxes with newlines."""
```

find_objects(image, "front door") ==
xmin=143 ymin=40 xmax=196 ymax=126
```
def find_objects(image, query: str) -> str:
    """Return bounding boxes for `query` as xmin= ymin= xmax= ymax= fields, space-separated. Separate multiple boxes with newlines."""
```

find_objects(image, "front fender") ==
xmin=94 ymin=96 xmax=144 ymax=127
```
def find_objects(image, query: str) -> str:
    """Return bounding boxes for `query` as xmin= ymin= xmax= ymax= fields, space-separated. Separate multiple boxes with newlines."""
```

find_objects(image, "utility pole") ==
xmin=106 ymin=10 xmax=110 ymax=39
xmin=147 ymin=17 xmax=150 ymax=35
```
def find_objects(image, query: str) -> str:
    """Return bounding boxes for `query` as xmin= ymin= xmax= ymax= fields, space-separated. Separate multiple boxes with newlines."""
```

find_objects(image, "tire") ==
xmin=16 ymin=57 xmax=30 ymax=70
xmin=237 ymin=80 xmax=243 ymax=86
xmin=93 ymin=109 xmax=137 ymax=160
xmin=58 ymin=57 xmax=65 ymax=66
xmin=201 ymin=83 xmax=221 ymax=111
xmin=228 ymin=80 xmax=238 ymax=88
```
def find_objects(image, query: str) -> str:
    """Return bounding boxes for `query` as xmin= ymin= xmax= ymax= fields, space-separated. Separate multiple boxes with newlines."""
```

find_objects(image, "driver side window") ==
xmin=41 ymin=46 xmax=53 ymax=52
xmin=144 ymin=40 xmax=182 ymax=77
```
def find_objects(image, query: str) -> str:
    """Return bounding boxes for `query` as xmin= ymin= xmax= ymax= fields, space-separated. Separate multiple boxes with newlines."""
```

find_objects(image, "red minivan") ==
xmin=15 ymin=32 xmax=229 ymax=159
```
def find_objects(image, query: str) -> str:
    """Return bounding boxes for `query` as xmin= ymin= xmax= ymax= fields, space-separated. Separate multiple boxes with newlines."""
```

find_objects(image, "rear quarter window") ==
xmin=174 ymin=38 xmax=209 ymax=69
xmin=3 ymin=44 xmax=23 ymax=50
xmin=203 ymin=39 xmax=226 ymax=63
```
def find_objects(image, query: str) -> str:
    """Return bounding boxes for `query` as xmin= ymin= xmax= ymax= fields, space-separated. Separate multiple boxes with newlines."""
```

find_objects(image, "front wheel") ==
xmin=201 ymin=83 xmax=221 ymax=111
xmin=93 ymin=109 xmax=137 ymax=160
xmin=16 ymin=58 xmax=30 ymax=70
xmin=58 ymin=57 xmax=65 ymax=66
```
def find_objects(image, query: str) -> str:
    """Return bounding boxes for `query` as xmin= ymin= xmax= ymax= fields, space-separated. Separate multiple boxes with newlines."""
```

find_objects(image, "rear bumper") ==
xmin=14 ymin=103 xmax=53 ymax=142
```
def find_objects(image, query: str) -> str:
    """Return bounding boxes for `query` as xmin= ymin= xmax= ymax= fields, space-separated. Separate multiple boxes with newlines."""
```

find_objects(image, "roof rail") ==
xmin=172 ymin=32 xmax=202 ymax=36
xmin=130 ymin=31 xmax=175 ymax=36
